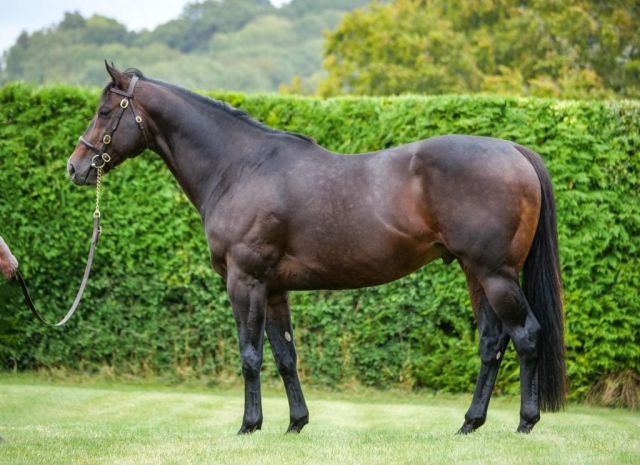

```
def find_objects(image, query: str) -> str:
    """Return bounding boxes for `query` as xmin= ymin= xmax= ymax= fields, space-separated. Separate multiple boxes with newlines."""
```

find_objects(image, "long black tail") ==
xmin=515 ymin=144 xmax=567 ymax=412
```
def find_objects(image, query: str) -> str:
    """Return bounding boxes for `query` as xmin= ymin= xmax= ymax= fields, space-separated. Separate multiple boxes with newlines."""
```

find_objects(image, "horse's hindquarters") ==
xmin=414 ymin=136 xmax=542 ymax=276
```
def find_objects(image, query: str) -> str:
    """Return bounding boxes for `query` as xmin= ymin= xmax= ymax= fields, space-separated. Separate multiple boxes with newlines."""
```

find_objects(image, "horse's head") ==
xmin=67 ymin=62 xmax=148 ymax=185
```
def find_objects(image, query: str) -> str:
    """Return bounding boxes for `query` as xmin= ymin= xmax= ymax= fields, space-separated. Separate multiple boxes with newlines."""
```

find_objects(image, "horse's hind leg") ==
xmin=459 ymin=271 xmax=510 ymax=434
xmin=265 ymin=293 xmax=309 ymax=433
xmin=480 ymin=273 xmax=542 ymax=433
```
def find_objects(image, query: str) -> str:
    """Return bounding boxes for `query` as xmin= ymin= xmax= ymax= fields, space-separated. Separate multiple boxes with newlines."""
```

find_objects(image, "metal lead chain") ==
xmin=94 ymin=167 xmax=103 ymax=218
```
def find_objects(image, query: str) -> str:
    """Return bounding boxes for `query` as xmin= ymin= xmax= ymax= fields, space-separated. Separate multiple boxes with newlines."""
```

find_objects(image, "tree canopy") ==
xmin=2 ymin=0 xmax=637 ymax=98
xmin=0 ymin=0 xmax=370 ymax=92
xmin=320 ymin=0 xmax=640 ymax=99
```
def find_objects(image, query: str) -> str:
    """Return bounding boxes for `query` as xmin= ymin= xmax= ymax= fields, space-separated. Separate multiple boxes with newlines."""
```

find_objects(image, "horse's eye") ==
xmin=99 ymin=108 xmax=111 ymax=117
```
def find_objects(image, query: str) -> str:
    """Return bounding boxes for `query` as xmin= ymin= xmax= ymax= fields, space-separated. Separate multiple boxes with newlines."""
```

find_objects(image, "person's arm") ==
xmin=0 ymin=236 xmax=18 ymax=280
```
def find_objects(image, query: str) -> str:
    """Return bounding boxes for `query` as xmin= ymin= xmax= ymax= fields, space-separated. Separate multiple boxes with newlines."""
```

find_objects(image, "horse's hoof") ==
xmin=516 ymin=413 xmax=539 ymax=434
xmin=286 ymin=415 xmax=309 ymax=434
xmin=457 ymin=418 xmax=484 ymax=435
xmin=516 ymin=421 xmax=535 ymax=434
xmin=457 ymin=424 xmax=476 ymax=435
xmin=237 ymin=423 xmax=262 ymax=435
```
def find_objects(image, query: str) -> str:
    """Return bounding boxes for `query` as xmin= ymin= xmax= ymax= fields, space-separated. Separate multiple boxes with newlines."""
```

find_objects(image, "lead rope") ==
xmin=94 ymin=167 xmax=103 ymax=219
xmin=16 ymin=171 xmax=104 ymax=327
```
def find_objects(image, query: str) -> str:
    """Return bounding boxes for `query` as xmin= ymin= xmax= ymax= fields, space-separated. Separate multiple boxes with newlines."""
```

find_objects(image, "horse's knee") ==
xmin=274 ymin=347 xmax=297 ymax=378
xmin=277 ymin=358 xmax=296 ymax=379
xmin=241 ymin=347 xmax=262 ymax=380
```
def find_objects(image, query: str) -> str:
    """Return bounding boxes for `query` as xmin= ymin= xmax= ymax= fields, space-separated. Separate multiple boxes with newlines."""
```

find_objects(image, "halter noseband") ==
xmin=79 ymin=75 xmax=149 ymax=169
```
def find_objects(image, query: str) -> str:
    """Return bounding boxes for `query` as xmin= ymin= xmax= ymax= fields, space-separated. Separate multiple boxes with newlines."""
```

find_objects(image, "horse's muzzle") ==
xmin=67 ymin=160 xmax=96 ymax=186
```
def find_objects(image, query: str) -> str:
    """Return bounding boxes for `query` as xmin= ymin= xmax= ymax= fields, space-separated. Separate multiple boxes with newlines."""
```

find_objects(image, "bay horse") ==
xmin=67 ymin=63 xmax=566 ymax=435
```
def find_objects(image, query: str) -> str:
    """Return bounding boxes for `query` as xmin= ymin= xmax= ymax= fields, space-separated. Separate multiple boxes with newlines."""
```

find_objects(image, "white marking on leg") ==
xmin=284 ymin=331 xmax=292 ymax=342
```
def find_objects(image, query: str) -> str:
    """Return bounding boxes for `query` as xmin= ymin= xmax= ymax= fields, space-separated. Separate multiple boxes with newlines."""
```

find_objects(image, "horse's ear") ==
xmin=104 ymin=60 xmax=128 ymax=89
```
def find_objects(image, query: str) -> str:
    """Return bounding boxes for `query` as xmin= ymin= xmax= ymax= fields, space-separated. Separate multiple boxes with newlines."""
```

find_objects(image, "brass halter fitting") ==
xmin=91 ymin=153 xmax=111 ymax=169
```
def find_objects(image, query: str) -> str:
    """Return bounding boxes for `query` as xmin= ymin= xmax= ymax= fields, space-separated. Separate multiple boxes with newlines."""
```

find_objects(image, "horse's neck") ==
xmin=146 ymin=91 xmax=264 ymax=215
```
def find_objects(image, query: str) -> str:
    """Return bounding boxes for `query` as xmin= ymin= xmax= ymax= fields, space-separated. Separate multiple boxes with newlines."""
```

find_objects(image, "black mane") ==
xmin=122 ymin=68 xmax=314 ymax=144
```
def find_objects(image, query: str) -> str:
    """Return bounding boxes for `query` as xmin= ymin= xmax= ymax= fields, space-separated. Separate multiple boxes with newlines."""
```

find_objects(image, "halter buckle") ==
xmin=135 ymin=115 xmax=142 ymax=123
xmin=120 ymin=99 xmax=129 ymax=109
xmin=102 ymin=134 xmax=112 ymax=145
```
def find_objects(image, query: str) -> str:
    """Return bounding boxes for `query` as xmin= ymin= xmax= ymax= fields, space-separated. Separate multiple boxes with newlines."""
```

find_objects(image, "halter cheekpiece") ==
xmin=79 ymin=75 xmax=148 ymax=169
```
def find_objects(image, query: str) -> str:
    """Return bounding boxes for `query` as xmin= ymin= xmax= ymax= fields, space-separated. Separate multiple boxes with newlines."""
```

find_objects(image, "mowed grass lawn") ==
xmin=0 ymin=376 xmax=638 ymax=465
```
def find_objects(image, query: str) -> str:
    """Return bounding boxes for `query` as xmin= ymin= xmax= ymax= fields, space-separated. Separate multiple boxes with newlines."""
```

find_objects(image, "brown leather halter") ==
xmin=17 ymin=76 xmax=147 ymax=327
xmin=79 ymin=75 xmax=148 ymax=169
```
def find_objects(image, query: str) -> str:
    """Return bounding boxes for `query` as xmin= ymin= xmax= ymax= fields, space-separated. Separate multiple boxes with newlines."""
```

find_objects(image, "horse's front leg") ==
xmin=227 ymin=268 xmax=268 ymax=434
xmin=265 ymin=292 xmax=309 ymax=433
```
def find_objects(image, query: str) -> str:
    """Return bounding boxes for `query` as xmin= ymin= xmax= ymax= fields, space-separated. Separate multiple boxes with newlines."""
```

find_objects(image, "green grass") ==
xmin=0 ymin=375 xmax=638 ymax=465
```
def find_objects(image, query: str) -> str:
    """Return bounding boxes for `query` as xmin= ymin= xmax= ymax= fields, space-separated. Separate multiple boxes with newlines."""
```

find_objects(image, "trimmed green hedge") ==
xmin=0 ymin=84 xmax=638 ymax=400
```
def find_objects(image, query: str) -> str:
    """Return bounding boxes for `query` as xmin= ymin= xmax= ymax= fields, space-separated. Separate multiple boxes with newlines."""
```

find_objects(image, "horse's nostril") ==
xmin=68 ymin=162 xmax=76 ymax=178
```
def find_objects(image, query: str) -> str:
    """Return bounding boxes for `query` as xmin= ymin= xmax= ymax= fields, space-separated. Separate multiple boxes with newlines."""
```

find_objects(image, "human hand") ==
xmin=0 ymin=237 xmax=18 ymax=280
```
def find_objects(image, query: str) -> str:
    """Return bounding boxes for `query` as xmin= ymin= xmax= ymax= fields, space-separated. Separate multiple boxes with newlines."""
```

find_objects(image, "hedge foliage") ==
xmin=0 ymin=84 xmax=638 ymax=400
